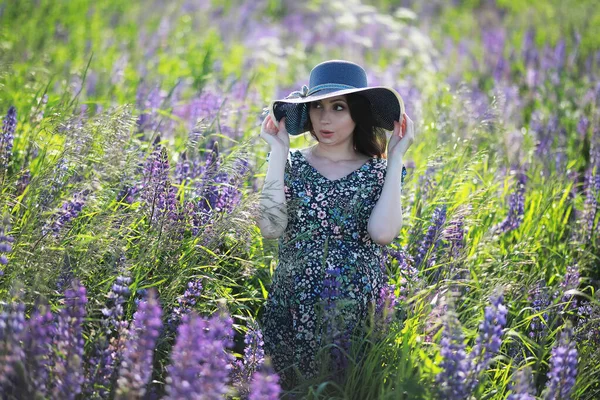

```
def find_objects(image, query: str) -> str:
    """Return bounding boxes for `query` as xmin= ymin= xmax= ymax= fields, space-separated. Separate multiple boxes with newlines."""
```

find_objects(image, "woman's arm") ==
xmin=256 ymin=115 xmax=291 ymax=239
xmin=367 ymin=157 xmax=404 ymax=245
xmin=257 ymin=148 xmax=289 ymax=239
xmin=367 ymin=113 xmax=415 ymax=245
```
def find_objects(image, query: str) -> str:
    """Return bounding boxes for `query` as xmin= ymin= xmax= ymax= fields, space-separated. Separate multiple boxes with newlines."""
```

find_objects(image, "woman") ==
xmin=257 ymin=60 xmax=415 ymax=389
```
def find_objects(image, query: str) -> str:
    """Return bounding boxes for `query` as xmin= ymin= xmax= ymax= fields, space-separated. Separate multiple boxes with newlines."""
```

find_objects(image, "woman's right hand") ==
xmin=260 ymin=115 xmax=290 ymax=153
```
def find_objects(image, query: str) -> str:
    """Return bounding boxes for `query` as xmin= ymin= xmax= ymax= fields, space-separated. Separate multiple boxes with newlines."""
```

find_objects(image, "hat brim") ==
xmin=268 ymin=86 xmax=405 ymax=136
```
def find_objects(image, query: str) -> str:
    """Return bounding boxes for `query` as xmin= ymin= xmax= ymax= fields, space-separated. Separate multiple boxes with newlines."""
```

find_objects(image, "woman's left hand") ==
xmin=388 ymin=113 xmax=415 ymax=165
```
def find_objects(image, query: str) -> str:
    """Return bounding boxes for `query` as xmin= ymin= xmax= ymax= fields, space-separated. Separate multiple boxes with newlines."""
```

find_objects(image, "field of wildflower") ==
xmin=0 ymin=0 xmax=599 ymax=398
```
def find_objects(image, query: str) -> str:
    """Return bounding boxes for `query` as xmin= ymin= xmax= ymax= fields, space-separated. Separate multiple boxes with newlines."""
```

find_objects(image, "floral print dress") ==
xmin=261 ymin=149 xmax=406 ymax=388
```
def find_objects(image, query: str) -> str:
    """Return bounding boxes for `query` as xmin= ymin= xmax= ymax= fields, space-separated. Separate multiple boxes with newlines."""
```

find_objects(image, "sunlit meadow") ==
xmin=0 ymin=0 xmax=599 ymax=399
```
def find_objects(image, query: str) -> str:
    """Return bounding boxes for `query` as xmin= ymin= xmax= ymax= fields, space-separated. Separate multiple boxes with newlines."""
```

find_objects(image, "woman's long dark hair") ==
xmin=305 ymin=93 xmax=388 ymax=158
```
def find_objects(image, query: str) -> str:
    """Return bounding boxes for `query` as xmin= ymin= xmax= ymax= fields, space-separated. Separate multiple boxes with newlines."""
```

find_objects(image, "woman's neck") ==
xmin=311 ymin=142 xmax=363 ymax=162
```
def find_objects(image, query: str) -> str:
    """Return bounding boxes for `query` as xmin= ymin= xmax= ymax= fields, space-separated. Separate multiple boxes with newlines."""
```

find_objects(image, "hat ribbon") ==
xmin=285 ymin=83 xmax=356 ymax=99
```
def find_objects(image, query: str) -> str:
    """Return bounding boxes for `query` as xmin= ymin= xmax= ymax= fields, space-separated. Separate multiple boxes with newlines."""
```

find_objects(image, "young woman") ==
xmin=257 ymin=60 xmax=415 ymax=389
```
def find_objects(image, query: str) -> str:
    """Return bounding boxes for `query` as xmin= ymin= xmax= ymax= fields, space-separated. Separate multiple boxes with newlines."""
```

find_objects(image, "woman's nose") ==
xmin=319 ymin=110 xmax=331 ymax=124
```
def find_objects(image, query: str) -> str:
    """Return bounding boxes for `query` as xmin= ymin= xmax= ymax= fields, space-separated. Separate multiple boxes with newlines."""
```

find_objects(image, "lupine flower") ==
xmin=116 ymin=182 xmax=140 ymax=205
xmin=507 ymin=367 xmax=536 ymax=400
xmin=248 ymin=361 xmax=282 ymax=400
xmin=38 ymin=158 xmax=71 ymax=211
xmin=529 ymin=282 xmax=551 ymax=341
xmin=414 ymin=205 xmax=447 ymax=269
xmin=442 ymin=208 xmax=468 ymax=280
xmin=321 ymin=266 xmax=342 ymax=303
xmin=167 ymin=279 xmax=203 ymax=329
xmin=83 ymin=337 xmax=113 ymax=399
xmin=22 ymin=305 xmax=56 ymax=397
xmin=554 ymin=265 xmax=581 ymax=321
xmin=192 ymin=149 xmax=249 ymax=228
xmin=319 ymin=265 xmax=350 ymax=375
xmin=468 ymin=292 xmax=508 ymax=391
xmin=385 ymin=247 xmax=418 ymax=302
xmin=174 ymin=151 xmax=203 ymax=186
xmin=42 ymin=192 xmax=87 ymax=236
xmin=165 ymin=309 xmax=235 ymax=399
xmin=141 ymin=144 xmax=180 ymax=224
xmin=231 ymin=319 xmax=266 ymax=397
xmin=493 ymin=172 xmax=527 ymax=234
xmin=0 ymin=213 xmax=14 ymax=274
xmin=116 ymin=289 xmax=162 ymax=399
xmin=102 ymin=274 xmax=132 ymax=332
xmin=172 ymin=90 xmax=224 ymax=132
xmin=436 ymin=307 xmax=470 ymax=399
xmin=1 ymin=106 xmax=17 ymax=173
xmin=0 ymin=301 xmax=26 ymax=390
xmin=575 ymin=302 xmax=600 ymax=346
xmin=375 ymin=283 xmax=398 ymax=333
xmin=580 ymin=169 xmax=598 ymax=243
xmin=543 ymin=325 xmax=578 ymax=400
xmin=15 ymin=169 xmax=30 ymax=196
xmin=137 ymin=85 xmax=165 ymax=133
xmin=242 ymin=320 xmax=265 ymax=374
xmin=577 ymin=117 xmax=589 ymax=137
xmin=52 ymin=280 xmax=87 ymax=400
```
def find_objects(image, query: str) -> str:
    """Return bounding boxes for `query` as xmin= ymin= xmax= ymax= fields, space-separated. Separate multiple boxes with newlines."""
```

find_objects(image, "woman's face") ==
xmin=308 ymin=95 xmax=356 ymax=145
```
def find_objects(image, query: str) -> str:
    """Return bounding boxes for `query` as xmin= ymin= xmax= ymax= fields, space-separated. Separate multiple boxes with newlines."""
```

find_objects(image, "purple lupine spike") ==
xmin=141 ymin=145 xmax=180 ymax=224
xmin=0 ymin=213 xmax=14 ymax=274
xmin=248 ymin=362 xmax=282 ymax=400
xmin=22 ymin=305 xmax=56 ymax=397
xmin=442 ymin=207 xmax=469 ymax=280
xmin=321 ymin=266 xmax=342 ymax=303
xmin=102 ymin=274 xmax=132 ymax=332
xmin=83 ymin=338 xmax=113 ymax=399
xmin=385 ymin=247 xmax=418 ymax=302
xmin=15 ymin=169 xmax=31 ymax=196
xmin=167 ymin=279 xmax=203 ymax=329
xmin=38 ymin=158 xmax=71 ymax=211
xmin=137 ymin=86 xmax=164 ymax=133
xmin=467 ymin=292 xmax=508 ymax=392
xmin=375 ymin=283 xmax=398 ymax=333
xmin=542 ymin=325 xmax=578 ymax=400
xmin=580 ymin=169 xmax=598 ymax=243
xmin=507 ymin=367 xmax=536 ymax=400
xmin=414 ymin=205 xmax=447 ymax=269
xmin=243 ymin=320 xmax=265 ymax=375
xmin=117 ymin=181 xmax=140 ymax=205
xmin=52 ymin=280 xmax=87 ymax=400
xmin=174 ymin=152 xmax=192 ymax=186
xmin=42 ymin=191 xmax=87 ymax=236
xmin=436 ymin=307 xmax=470 ymax=399
xmin=577 ymin=117 xmax=589 ymax=137
xmin=0 ymin=301 xmax=26 ymax=391
xmin=165 ymin=308 xmax=235 ymax=399
xmin=116 ymin=288 xmax=162 ymax=399
xmin=554 ymin=265 xmax=581 ymax=319
xmin=231 ymin=319 xmax=266 ymax=397
xmin=1 ymin=106 xmax=17 ymax=173
xmin=493 ymin=171 xmax=527 ymax=234
xmin=528 ymin=282 xmax=551 ymax=341
xmin=575 ymin=301 xmax=600 ymax=346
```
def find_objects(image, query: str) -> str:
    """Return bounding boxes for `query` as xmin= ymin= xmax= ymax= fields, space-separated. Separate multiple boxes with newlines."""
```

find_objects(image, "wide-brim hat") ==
xmin=268 ymin=60 xmax=405 ymax=136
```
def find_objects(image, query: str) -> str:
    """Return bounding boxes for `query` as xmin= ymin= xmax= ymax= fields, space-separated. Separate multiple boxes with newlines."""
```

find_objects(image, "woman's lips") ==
xmin=320 ymin=130 xmax=334 ymax=135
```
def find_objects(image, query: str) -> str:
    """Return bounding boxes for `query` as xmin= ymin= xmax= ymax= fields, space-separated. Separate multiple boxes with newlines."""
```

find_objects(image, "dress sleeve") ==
xmin=266 ymin=150 xmax=294 ymax=203
xmin=373 ymin=159 xmax=407 ymax=194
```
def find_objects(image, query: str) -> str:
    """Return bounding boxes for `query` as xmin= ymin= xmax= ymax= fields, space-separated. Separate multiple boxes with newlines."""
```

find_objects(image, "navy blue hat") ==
xmin=269 ymin=60 xmax=405 ymax=136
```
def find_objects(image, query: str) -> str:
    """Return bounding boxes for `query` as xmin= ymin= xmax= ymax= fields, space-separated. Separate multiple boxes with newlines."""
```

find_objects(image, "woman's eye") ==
xmin=311 ymin=102 xmax=322 ymax=109
xmin=334 ymin=104 xmax=345 ymax=111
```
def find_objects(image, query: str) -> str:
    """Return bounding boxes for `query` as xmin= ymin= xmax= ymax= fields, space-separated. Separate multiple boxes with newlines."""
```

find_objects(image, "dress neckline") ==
xmin=295 ymin=149 xmax=374 ymax=183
